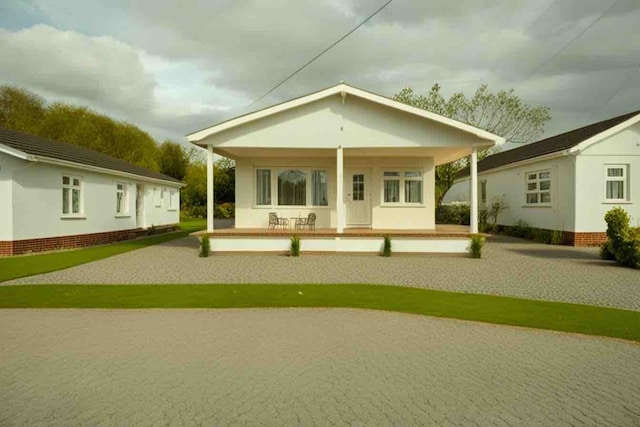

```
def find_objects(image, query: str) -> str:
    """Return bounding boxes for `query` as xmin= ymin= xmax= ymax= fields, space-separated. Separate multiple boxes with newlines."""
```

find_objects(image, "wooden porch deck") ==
xmin=195 ymin=224 xmax=472 ymax=238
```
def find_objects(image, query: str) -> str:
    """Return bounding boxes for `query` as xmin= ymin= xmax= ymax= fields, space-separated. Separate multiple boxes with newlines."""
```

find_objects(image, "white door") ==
xmin=345 ymin=169 xmax=371 ymax=227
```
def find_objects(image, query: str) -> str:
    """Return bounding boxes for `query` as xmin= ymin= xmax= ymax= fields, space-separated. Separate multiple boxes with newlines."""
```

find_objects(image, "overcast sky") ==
xmin=1 ymin=0 xmax=639 ymax=150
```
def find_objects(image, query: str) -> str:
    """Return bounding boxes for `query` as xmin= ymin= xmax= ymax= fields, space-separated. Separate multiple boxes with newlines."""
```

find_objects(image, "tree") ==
xmin=394 ymin=83 xmax=551 ymax=207
xmin=158 ymin=141 xmax=190 ymax=180
xmin=0 ymin=86 xmax=46 ymax=133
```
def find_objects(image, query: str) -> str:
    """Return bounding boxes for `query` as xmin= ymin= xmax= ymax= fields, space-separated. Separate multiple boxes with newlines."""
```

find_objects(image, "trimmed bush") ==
xmin=382 ymin=236 xmax=392 ymax=257
xmin=550 ymin=230 xmax=564 ymax=245
xmin=199 ymin=234 xmax=210 ymax=257
xmin=290 ymin=236 xmax=301 ymax=257
xmin=469 ymin=234 xmax=485 ymax=259
xmin=436 ymin=203 xmax=470 ymax=225
xmin=214 ymin=202 xmax=235 ymax=219
xmin=600 ymin=242 xmax=616 ymax=261
xmin=510 ymin=220 xmax=532 ymax=239
xmin=603 ymin=207 xmax=640 ymax=269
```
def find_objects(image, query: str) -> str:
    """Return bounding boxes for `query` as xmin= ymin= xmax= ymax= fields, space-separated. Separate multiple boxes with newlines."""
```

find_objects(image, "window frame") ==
xmin=604 ymin=164 xmax=629 ymax=203
xmin=253 ymin=167 xmax=330 ymax=208
xmin=381 ymin=169 xmax=424 ymax=206
xmin=61 ymin=174 xmax=84 ymax=217
xmin=168 ymin=189 xmax=178 ymax=211
xmin=480 ymin=180 xmax=487 ymax=205
xmin=524 ymin=169 xmax=552 ymax=207
xmin=153 ymin=187 xmax=162 ymax=207
xmin=115 ymin=182 xmax=129 ymax=216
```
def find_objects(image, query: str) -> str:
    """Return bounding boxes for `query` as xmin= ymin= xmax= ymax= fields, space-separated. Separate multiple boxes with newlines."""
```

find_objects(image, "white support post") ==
xmin=336 ymin=145 xmax=344 ymax=233
xmin=207 ymin=145 xmax=214 ymax=232
xmin=470 ymin=146 xmax=478 ymax=234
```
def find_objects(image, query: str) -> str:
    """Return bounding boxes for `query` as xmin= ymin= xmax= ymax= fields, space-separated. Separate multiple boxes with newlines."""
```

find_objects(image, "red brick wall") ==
xmin=563 ymin=232 xmax=607 ymax=247
xmin=0 ymin=225 xmax=177 ymax=256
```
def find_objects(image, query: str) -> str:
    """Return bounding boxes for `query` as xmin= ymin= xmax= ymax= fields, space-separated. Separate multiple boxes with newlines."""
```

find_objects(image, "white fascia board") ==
xmin=33 ymin=156 xmax=185 ymax=187
xmin=568 ymin=113 xmax=640 ymax=154
xmin=0 ymin=143 xmax=37 ymax=161
xmin=187 ymin=83 xmax=505 ymax=145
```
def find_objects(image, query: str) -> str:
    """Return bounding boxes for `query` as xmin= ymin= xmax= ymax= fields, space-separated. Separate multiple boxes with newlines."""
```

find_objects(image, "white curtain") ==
xmin=278 ymin=170 xmax=306 ymax=205
xmin=256 ymin=169 xmax=271 ymax=205
xmin=384 ymin=180 xmax=399 ymax=203
xmin=405 ymin=180 xmax=422 ymax=203
xmin=312 ymin=170 xmax=328 ymax=206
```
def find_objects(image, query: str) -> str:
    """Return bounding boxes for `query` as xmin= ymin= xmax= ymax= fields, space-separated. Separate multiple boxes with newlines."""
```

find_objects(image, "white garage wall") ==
xmin=10 ymin=161 xmax=180 ymax=240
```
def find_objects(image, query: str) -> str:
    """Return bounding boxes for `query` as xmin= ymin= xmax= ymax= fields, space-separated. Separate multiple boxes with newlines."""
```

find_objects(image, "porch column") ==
xmin=207 ymin=144 xmax=214 ymax=232
xmin=336 ymin=145 xmax=344 ymax=233
xmin=470 ymin=146 xmax=478 ymax=234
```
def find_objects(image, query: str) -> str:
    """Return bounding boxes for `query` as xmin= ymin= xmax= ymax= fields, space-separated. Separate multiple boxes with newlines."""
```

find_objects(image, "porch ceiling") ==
xmin=214 ymin=146 xmax=475 ymax=165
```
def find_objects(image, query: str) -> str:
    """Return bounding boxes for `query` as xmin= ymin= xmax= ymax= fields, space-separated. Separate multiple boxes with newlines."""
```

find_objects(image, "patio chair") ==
xmin=268 ymin=212 xmax=289 ymax=229
xmin=296 ymin=213 xmax=316 ymax=231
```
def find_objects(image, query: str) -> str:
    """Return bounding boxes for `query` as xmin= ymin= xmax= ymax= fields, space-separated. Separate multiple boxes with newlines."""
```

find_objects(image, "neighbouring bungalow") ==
xmin=0 ymin=127 xmax=183 ymax=256
xmin=187 ymin=83 xmax=504 ymax=253
xmin=444 ymin=110 xmax=640 ymax=246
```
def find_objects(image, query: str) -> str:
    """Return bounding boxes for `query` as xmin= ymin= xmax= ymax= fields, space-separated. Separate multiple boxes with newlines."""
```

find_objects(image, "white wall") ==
xmin=574 ymin=122 xmax=640 ymax=231
xmin=143 ymin=184 xmax=181 ymax=229
xmin=235 ymin=155 xmax=434 ymax=230
xmin=443 ymin=156 xmax=575 ymax=231
xmin=9 ymin=160 xmax=180 ymax=240
xmin=0 ymin=152 xmax=22 ymax=240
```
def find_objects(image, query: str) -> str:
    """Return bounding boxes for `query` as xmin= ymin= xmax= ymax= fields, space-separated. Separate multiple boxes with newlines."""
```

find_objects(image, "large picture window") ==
xmin=383 ymin=170 xmax=423 ymax=204
xmin=605 ymin=165 xmax=628 ymax=201
xmin=256 ymin=169 xmax=271 ymax=205
xmin=525 ymin=170 xmax=551 ymax=205
xmin=62 ymin=175 xmax=82 ymax=215
xmin=278 ymin=170 xmax=307 ymax=206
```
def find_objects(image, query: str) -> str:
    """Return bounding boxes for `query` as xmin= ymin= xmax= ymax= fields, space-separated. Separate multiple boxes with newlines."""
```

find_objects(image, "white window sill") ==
xmin=115 ymin=214 xmax=131 ymax=218
xmin=61 ymin=215 xmax=86 ymax=220
xmin=602 ymin=200 xmax=632 ymax=204
xmin=252 ymin=205 xmax=330 ymax=209
xmin=522 ymin=204 xmax=552 ymax=208
xmin=380 ymin=203 xmax=425 ymax=208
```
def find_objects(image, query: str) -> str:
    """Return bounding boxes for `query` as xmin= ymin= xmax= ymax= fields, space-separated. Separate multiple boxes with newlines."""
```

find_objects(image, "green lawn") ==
xmin=1 ymin=284 xmax=638 ymax=342
xmin=0 ymin=219 xmax=205 ymax=283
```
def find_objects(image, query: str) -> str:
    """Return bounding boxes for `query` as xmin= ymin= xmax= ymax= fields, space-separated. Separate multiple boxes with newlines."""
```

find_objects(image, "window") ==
xmin=605 ymin=165 xmax=628 ymax=201
xmin=383 ymin=171 xmax=400 ymax=203
xmin=62 ymin=175 xmax=82 ymax=215
xmin=404 ymin=171 xmax=423 ymax=204
xmin=480 ymin=181 xmax=487 ymax=205
xmin=278 ymin=170 xmax=306 ymax=206
xmin=311 ymin=170 xmax=328 ymax=206
xmin=256 ymin=169 xmax=271 ymax=205
xmin=169 ymin=190 xmax=177 ymax=210
xmin=153 ymin=188 xmax=161 ymax=207
xmin=116 ymin=183 xmax=128 ymax=215
xmin=525 ymin=170 xmax=551 ymax=205
xmin=383 ymin=170 xmax=423 ymax=204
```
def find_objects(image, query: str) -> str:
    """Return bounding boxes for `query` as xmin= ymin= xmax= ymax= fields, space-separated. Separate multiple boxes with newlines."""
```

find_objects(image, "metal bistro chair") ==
xmin=296 ymin=213 xmax=316 ymax=231
xmin=268 ymin=212 xmax=289 ymax=230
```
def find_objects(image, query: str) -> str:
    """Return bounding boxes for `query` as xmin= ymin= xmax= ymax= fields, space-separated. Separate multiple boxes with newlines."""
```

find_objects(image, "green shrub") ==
xmin=487 ymin=197 xmax=509 ymax=226
xmin=382 ymin=236 xmax=392 ymax=257
xmin=436 ymin=203 xmax=470 ymax=225
xmin=478 ymin=208 xmax=489 ymax=230
xmin=532 ymin=228 xmax=552 ymax=244
xmin=603 ymin=207 xmax=640 ymax=269
xmin=199 ymin=234 xmax=210 ymax=257
xmin=213 ymin=202 xmax=235 ymax=219
xmin=510 ymin=220 xmax=531 ymax=239
xmin=469 ymin=235 xmax=485 ymax=259
xmin=600 ymin=242 xmax=616 ymax=261
xmin=290 ymin=236 xmax=301 ymax=257
xmin=550 ymin=230 xmax=564 ymax=245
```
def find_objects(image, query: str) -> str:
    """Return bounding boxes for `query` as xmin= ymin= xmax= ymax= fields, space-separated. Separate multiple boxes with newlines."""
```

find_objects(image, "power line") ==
xmin=248 ymin=0 xmax=393 ymax=107
xmin=590 ymin=62 xmax=640 ymax=118
xmin=514 ymin=0 xmax=619 ymax=86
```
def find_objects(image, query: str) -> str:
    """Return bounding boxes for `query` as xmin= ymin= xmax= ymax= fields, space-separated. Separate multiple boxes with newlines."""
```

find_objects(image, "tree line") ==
xmin=0 ymin=85 xmax=233 ymax=218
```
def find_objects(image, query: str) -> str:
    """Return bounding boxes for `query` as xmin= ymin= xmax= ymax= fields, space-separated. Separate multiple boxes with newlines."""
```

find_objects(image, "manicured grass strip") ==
xmin=0 ymin=220 xmax=205 ymax=283
xmin=1 ymin=284 xmax=638 ymax=342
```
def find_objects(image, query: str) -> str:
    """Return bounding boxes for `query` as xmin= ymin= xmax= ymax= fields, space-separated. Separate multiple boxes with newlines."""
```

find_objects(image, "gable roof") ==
xmin=187 ymin=83 xmax=504 ymax=146
xmin=0 ymin=127 xmax=183 ymax=185
xmin=457 ymin=109 xmax=640 ymax=178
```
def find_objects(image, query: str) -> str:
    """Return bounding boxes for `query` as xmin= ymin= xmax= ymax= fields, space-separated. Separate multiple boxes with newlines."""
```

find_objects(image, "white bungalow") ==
xmin=0 ymin=127 xmax=183 ymax=256
xmin=188 ymin=83 xmax=504 ymax=253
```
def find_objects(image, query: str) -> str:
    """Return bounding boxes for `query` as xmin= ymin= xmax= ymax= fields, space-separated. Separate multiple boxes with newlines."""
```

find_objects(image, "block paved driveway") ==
xmin=5 ymin=234 xmax=640 ymax=311
xmin=2 ymin=309 xmax=639 ymax=426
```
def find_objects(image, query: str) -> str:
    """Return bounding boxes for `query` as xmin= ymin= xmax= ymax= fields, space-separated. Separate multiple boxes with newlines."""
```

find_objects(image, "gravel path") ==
xmin=1 ymin=309 xmax=639 ymax=426
xmin=5 ymin=235 xmax=640 ymax=311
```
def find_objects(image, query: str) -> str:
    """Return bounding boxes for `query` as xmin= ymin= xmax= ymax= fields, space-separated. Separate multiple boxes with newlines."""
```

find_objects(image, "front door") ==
xmin=345 ymin=169 xmax=371 ymax=227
